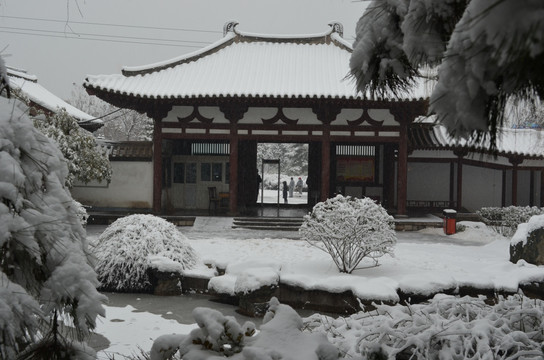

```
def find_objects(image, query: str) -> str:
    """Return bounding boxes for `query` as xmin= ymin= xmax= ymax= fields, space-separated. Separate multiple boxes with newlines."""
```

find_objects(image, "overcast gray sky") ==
xmin=1 ymin=0 xmax=367 ymax=100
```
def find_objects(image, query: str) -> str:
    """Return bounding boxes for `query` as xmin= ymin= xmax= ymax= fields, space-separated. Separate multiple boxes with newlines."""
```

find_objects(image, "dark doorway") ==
xmin=256 ymin=142 xmax=309 ymax=206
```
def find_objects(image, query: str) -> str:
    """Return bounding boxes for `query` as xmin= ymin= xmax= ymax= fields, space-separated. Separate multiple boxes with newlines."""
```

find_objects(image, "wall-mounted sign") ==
xmin=336 ymin=157 xmax=375 ymax=183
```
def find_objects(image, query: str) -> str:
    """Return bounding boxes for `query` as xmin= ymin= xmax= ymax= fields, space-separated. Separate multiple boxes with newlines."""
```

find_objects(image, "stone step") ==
xmin=232 ymin=225 xmax=302 ymax=231
xmin=234 ymin=217 xmax=304 ymax=223
xmin=232 ymin=217 xmax=303 ymax=231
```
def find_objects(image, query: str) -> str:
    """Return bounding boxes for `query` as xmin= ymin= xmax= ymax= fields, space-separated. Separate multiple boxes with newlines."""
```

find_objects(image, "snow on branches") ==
xmin=93 ymin=214 xmax=200 ymax=292
xmin=300 ymin=195 xmax=396 ymax=274
xmin=0 ymin=95 xmax=106 ymax=358
xmin=350 ymin=0 xmax=544 ymax=147
xmin=152 ymin=297 xmax=338 ymax=360
xmin=32 ymin=107 xmax=112 ymax=188
xmin=306 ymin=294 xmax=544 ymax=359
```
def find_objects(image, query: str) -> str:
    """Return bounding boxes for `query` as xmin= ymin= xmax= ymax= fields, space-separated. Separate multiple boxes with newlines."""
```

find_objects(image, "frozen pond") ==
xmin=90 ymin=291 xmax=329 ymax=357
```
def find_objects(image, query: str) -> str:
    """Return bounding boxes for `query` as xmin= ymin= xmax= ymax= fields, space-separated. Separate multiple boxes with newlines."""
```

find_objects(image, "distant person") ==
xmin=296 ymin=177 xmax=304 ymax=195
xmin=255 ymin=173 xmax=262 ymax=203
xmin=289 ymin=177 xmax=295 ymax=198
xmin=282 ymin=181 xmax=288 ymax=204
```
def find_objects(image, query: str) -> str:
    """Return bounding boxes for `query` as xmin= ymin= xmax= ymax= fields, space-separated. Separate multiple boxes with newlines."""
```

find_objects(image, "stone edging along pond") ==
xmin=139 ymin=269 xmax=544 ymax=318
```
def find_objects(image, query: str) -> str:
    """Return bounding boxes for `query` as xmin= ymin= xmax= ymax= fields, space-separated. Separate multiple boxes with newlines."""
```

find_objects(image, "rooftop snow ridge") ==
xmin=121 ymin=21 xmax=348 ymax=76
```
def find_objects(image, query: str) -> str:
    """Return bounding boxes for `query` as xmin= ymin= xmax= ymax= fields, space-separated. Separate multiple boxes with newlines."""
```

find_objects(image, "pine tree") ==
xmin=0 ymin=65 xmax=105 ymax=358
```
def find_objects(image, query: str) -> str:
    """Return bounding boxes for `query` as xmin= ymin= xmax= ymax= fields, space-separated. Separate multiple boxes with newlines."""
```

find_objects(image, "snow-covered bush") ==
xmin=300 ymin=195 xmax=396 ymax=273
xmin=93 ymin=214 xmax=200 ymax=292
xmin=72 ymin=199 xmax=89 ymax=227
xmin=0 ymin=84 xmax=105 ymax=358
xmin=31 ymin=107 xmax=112 ymax=188
xmin=478 ymin=206 xmax=544 ymax=237
xmin=305 ymin=294 xmax=544 ymax=359
xmin=152 ymin=297 xmax=338 ymax=360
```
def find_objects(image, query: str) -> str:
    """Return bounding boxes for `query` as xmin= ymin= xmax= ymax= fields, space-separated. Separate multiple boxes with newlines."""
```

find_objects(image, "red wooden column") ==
xmin=321 ymin=131 xmax=330 ymax=202
xmin=449 ymin=161 xmax=455 ymax=208
xmin=509 ymin=156 xmax=522 ymax=206
xmin=541 ymin=170 xmax=544 ymax=207
xmin=219 ymin=102 xmax=248 ymax=215
xmin=454 ymin=149 xmax=467 ymax=211
xmin=390 ymin=100 xmax=428 ymax=216
xmin=502 ymin=170 xmax=507 ymax=207
xmin=229 ymin=135 xmax=238 ymax=214
xmin=152 ymin=118 xmax=163 ymax=213
xmin=530 ymin=170 xmax=535 ymax=206
xmin=312 ymin=104 xmax=340 ymax=202
xmin=397 ymin=120 xmax=408 ymax=216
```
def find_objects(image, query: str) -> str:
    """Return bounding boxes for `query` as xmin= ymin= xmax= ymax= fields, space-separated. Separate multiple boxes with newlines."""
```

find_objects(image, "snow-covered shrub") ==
xmin=154 ymin=297 xmax=338 ymax=360
xmin=178 ymin=307 xmax=256 ymax=358
xmin=478 ymin=206 xmax=544 ymax=237
xmin=300 ymin=195 xmax=396 ymax=273
xmin=305 ymin=294 xmax=544 ymax=359
xmin=31 ymin=107 xmax=112 ymax=188
xmin=72 ymin=200 xmax=89 ymax=227
xmin=93 ymin=214 xmax=199 ymax=292
xmin=0 ymin=89 xmax=105 ymax=358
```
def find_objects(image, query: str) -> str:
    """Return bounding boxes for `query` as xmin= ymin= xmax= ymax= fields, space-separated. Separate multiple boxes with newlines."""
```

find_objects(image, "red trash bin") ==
xmin=443 ymin=209 xmax=457 ymax=235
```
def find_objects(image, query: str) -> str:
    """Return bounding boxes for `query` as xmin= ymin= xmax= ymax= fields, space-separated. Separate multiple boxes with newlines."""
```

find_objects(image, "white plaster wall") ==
xmin=462 ymin=165 xmax=503 ymax=211
xmin=71 ymin=161 xmax=153 ymax=209
xmin=407 ymin=162 xmax=450 ymax=201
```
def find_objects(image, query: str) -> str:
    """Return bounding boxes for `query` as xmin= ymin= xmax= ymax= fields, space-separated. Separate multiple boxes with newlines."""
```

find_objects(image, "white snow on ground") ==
xmin=184 ymin=220 xmax=544 ymax=301
xmin=90 ymin=218 xmax=544 ymax=358
xmin=94 ymin=304 xmax=197 ymax=359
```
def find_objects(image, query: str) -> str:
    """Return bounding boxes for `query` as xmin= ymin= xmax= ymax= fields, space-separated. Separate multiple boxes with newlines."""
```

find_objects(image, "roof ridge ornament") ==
xmin=328 ymin=22 xmax=343 ymax=38
xmin=223 ymin=21 xmax=239 ymax=36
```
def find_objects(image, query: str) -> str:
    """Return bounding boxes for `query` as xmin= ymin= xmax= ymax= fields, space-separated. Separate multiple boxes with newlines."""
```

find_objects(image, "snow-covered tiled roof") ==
xmin=7 ymin=67 xmax=101 ymax=126
xmin=84 ymin=22 xmax=430 ymax=102
xmin=410 ymin=122 xmax=544 ymax=159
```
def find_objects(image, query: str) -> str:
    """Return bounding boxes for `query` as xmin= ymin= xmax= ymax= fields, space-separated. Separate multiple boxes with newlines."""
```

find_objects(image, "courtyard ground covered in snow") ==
xmin=87 ymin=217 xmax=544 ymax=359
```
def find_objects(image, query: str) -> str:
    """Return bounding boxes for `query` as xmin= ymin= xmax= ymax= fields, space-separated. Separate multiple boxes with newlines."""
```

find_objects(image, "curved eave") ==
xmin=409 ymin=125 xmax=544 ymax=160
xmin=85 ymin=83 xmax=428 ymax=110
xmin=122 ymin=33 xmax=237 ymax=76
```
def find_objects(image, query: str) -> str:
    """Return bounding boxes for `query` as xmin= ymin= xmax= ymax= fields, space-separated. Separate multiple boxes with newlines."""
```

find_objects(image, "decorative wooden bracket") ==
xmin=261 ymin=107 xmax=298 ymax=125
xmin=453 ymin=148 xmax=469 ymax=158
xmin=312 ymin=104 xmax=341 ymax=125
xmin=177 ymin=105 xmax=214 ymax=124
xmin=219 ymin=103 xmax=249 ymax=124
xmin=346 ymin=110 xmax=384 ymax=127
xmin=509 ymin=155 xmax=523 ymax=166
xmin=146 ymin=104 xmax=172 ymax=122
